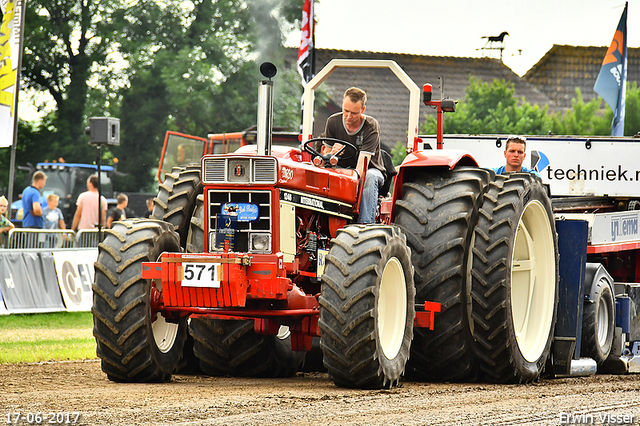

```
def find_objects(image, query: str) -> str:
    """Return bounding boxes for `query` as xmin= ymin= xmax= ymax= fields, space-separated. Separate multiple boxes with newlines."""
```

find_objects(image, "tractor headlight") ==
xmin=250 ymin=233 xmax=271 ymax=252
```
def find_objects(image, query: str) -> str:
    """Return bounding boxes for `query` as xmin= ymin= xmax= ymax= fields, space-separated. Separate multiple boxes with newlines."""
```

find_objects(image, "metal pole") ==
xmin=96 ymin=145 xmax=102 ymax=242
xmin=7 ymin=0 xmax=28 ymax=207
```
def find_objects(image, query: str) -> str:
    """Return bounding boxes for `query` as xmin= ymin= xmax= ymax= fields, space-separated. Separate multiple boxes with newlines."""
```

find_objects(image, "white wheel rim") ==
xmin=152 ymin=314 xmax=180 ymax=354
xmin=378 ymin=257 xmax=407 ymax=360
xmin=510 ymin=200 xmax=556 ymax=363
xmin=597 ymin=292 xmax=610 ymax=349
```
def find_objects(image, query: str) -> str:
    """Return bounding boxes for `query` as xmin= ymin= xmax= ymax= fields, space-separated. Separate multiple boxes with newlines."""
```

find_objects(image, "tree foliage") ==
xmin=107 ymin=0 xmax=305 ymax=192
xmin=1 ymin=0 xmax=306 ymax=194
xmin=394 ymin=76 xmax=640 ymax=167
xmin=421 ymin=77 xmax=552 ymax=135
xmin=19 ymin=0 xmax=124 ymax=161
xmin=549 ymin=88 xmax=609 ymax=136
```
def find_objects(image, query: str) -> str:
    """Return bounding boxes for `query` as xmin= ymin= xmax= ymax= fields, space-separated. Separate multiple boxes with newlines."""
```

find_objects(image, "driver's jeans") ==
xmin=358 ymin=168 xmax=384 ymax=224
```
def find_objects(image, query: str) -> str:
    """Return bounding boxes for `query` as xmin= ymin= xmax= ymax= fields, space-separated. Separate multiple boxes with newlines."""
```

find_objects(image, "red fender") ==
xmin=389 ymin=149 xmax=480 ymax=220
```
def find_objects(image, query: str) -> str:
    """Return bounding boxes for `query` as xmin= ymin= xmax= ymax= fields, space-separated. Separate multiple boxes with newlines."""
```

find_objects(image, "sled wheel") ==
xmin=471 ymin=173 xmax=558 ymax=383
xmin=319 ymin=225 xmax=415 ymax=389
xmin=582 ymin=264 xmax=615 ymax=364
xmin=93 ymin=219 xmax=187 ymax=382
xmin=393 ymin=167 xmax=491 ymax=381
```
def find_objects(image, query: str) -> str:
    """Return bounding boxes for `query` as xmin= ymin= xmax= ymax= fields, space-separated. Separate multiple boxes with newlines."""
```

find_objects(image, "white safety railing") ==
xmin=3 ymin=228 xmax=103 ymax=249
xmin=75 ymin=229 xmax=101 ymax=248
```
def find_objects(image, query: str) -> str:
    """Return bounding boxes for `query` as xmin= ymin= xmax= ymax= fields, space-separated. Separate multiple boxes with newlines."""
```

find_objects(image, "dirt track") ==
xmin=2 ymin=360 xmax=640 ymax=425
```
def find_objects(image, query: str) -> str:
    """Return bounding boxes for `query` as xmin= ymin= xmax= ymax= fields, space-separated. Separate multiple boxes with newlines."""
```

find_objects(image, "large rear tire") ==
xmin=470 ymin=173 xmax=558 ymax=383
xmin=186 ymin=194 xmax=305 ymax=377
xmin=393 ymin=167 xmax=491 ymax=381
xmin=92 ymin=219 xmax=187 ymax=382
xmin=152 ymin=164 xmax=202 ymax=247
xmin=319 ymin=225 xmax=415 ymax=389
xmin=582 ymin=264 xmax=615 ymax=364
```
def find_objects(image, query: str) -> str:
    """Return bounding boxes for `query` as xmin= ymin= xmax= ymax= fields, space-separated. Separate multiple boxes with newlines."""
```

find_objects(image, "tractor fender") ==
xmin=584 ymin=263 xmax=614 ymax=303
xmin=390 ymin=149 xmax=480 ymax=208
xmin=400 ymin=149 xmax=479 ymax=170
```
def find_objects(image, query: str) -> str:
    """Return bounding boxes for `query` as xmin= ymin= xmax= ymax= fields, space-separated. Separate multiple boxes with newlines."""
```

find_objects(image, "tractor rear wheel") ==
xmin=92 ymin=219 xmax=187 ymax=382
xmin=582 ymin=264 xmax=615 ymax=364
xmin=186 ymin=194 xmax=305 ymax=377
xmin=319 ymin=225 xmax=415 ymax=389
xmin=152 ymin=165 xmax=203 ymax=373
xmin=470 ymin=173 xmax=558 ymax=383
xmin=152 ymin=164 xmax=202 ymax=247
xmin=393 ymin=168 xmax=491 ymax=381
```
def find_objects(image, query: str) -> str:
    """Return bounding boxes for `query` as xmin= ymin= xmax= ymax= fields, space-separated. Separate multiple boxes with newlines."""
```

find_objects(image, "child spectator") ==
xmin=0 ymin=196 xmax=15 ymax=246
xmin=43 ymin=194 xmax=66 ymax=248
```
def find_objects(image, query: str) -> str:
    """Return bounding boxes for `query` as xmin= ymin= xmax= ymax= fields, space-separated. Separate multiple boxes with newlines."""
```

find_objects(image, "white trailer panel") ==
xmin=421 ymin=135 xmax=640 ymax=197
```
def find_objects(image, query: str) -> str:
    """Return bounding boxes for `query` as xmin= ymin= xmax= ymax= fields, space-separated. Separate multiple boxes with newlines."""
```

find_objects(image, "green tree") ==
xmin=0 ymin=121 xmax=43 ymax=196
xmin=622 ymin=82 xmax=640 ymax=136
xmin=18 ymin=0 xmax=123 ymax=162
xmin=421 ymin=76 xmax=552 ymax=135
xmin=550 ymin=83 xmax=640 ymax=137
xmin=550 ymin=88 xmax=609 ymax=136
xmin=110 ymin=0 xmax=305 ymax=192
xmin=390 ymin=140 xmax=406 ymax=167
xmin=2 ymin=0 xmax=307 ymax=194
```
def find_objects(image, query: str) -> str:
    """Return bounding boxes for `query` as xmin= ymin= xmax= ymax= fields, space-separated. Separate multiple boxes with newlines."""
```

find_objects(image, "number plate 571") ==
xmin=181 ymin=263 xmax=221 ymax=288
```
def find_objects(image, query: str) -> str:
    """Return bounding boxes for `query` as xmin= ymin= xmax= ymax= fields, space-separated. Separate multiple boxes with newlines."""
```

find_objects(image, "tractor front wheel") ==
xmin=319 ymin=225 xmax=415 ymax=389
xmin=92 ymin=219 xmax=187 ymax=382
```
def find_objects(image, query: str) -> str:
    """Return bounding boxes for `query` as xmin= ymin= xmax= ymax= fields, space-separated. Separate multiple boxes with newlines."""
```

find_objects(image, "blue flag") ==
xmin=594 ymin=2 xmax=628 ymax=136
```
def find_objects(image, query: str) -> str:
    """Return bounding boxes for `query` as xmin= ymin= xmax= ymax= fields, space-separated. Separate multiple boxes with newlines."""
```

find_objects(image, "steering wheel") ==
xmin=302 ymin=137 xmax=358 ymax=167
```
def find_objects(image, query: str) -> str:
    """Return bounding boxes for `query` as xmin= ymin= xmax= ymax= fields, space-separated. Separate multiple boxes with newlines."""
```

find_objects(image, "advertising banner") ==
xmin=0 ymin=251 xmax=66 ymax=313
xmin=52 ymin=249 xmax=97 ymax=311
xmin=427 ymin=135 xmax=640 ymax=198
xmin=0 ymin=282 xmax=8 ymax=314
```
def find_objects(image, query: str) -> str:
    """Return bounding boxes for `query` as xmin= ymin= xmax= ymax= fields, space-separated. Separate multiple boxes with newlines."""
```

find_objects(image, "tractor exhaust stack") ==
xmin=257 ymin=62 xmax=277 ymax=156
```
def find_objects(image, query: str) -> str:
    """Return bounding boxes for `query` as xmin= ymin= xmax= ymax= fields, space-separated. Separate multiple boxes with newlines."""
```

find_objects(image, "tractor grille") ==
xmin=208 ymin=189 xmax=272 ymax=253
xmin=202 ymin=157 xmax=277 ymax=184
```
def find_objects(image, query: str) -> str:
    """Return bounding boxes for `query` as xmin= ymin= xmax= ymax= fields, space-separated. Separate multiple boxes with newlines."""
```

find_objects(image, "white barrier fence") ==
xmin=3 ymin=228 xmax=102 ymax=249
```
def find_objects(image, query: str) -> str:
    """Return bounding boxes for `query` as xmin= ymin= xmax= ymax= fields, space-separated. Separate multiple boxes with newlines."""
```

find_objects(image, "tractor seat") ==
xmin=379 ymin=149 xmax=397 ymax=197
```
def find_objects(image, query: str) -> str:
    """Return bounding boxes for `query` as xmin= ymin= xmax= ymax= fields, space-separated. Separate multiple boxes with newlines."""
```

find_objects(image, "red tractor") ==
xmin=92 ymin=60 xmax=558 ymax=388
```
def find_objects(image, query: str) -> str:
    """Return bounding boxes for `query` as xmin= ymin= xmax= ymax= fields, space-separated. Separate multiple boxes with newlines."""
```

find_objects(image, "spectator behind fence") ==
xmin=0 ymin=195 xmax=15 ymax=237
xmin=107 ymin=193 xmax=128 ymax=228
xmin=22 ymin=171 xmax=47 ymax=228
xmin=144 ymin=198 xmax=154 ymax=218
xmin=43 ymin=194 xmax=66 ymax=248
xmin=71 ymin=174 xmax=108 ymax=231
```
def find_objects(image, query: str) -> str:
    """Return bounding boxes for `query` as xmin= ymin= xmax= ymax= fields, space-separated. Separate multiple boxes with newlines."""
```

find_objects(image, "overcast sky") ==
xmin=287 ymin=0 xmax=636 ymax=77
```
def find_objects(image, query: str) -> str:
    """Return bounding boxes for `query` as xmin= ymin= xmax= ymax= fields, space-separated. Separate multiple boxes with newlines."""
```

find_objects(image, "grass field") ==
xmin=0 ymin=312 xmax=96 ymax=363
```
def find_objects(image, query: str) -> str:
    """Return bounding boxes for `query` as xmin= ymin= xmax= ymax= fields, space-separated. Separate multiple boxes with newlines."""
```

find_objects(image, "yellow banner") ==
xmin=0 ymin=0 xmax=21 ymax=148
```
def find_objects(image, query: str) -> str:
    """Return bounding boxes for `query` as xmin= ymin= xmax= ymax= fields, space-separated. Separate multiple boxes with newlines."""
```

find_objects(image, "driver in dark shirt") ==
xmin=321 ymin=87 xmax=386 ymax=223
